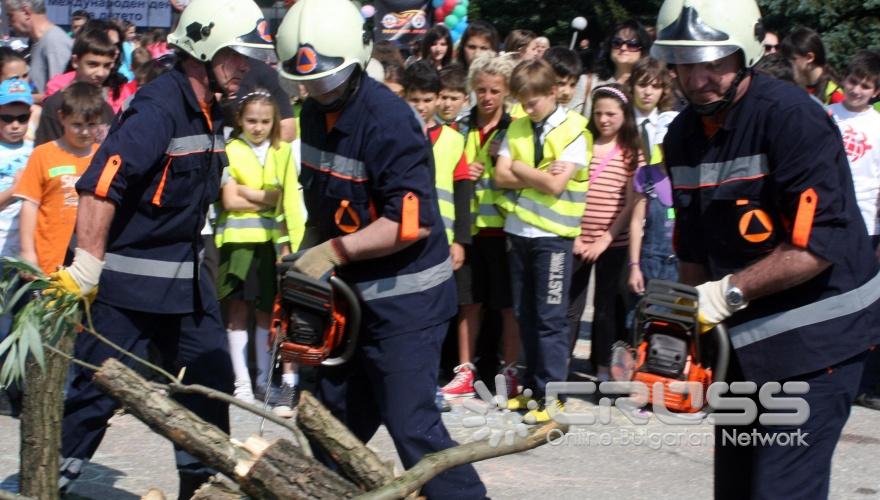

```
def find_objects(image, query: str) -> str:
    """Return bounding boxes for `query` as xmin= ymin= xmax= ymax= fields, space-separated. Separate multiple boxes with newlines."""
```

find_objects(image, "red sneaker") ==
xmin=442 ymin=363 xmax=476 ymax=399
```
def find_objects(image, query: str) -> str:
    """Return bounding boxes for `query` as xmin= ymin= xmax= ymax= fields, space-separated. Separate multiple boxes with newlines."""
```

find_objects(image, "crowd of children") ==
xmin=0 ymin=9 xmax=878 ymax=421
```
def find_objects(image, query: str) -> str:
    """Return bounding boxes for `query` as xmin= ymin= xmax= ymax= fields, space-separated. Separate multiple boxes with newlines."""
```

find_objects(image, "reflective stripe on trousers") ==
xmin=730 ymin=270 xmax=880 ymax=349
xmin=104 ymin=253 xmax=194 ymax=280
xmin=355 ymin=257 xmax=453 ymax=301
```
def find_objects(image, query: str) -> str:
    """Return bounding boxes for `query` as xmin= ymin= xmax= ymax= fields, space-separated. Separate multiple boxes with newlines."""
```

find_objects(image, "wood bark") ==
xmin=190 ymin=475 xmax=244 ymax=499
xmin=356 ymin=421 xmax=569 ymax=500
xmin=297 ymin=390 xmax=394 ymax=490
xmin=19 ymin=332 xmax=74 ymax=500
xmin=92 ymin=358 xmax=358 ymax=499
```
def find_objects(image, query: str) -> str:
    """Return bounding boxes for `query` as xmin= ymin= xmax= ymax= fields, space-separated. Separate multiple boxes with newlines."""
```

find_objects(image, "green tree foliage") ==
xmin=469 ymin=0 xmax=663 ymax=47
xmin=470 ymin=0 xmax=879 ymax=72
xmin=759 ymin=0 xmax=880 ymax=71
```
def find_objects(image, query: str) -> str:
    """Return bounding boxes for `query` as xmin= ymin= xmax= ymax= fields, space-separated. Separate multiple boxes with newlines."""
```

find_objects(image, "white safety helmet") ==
xmin=168 ymin=0 xmax=276 ymax=64
xmin=275 ymin=0 xmax=373 ymax=95
xmin=651 ymin=0 xmax=764 ymax=68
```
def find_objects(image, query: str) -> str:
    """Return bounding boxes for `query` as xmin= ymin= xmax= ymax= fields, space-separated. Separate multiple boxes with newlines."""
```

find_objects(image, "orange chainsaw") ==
xmin=269 ymin=254 xmax=360 ymax=367
xmin=611 ymin=280 xmax=729 ymax=413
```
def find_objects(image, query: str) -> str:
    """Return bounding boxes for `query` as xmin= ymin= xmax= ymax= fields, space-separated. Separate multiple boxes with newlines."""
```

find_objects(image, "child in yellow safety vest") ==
xmin=442 ymin=53 xmax=521 ymax=402
xmin=215 ymin=89 xmax=304 ymax=416
xmin=494 ymin=58 xmax=591 ymax=424
xmin=403 ymin=61 xmax=470 ymax=258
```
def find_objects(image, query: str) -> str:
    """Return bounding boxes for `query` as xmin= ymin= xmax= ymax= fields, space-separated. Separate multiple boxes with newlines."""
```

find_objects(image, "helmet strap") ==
xmin=204 ymin=61 xmax=226 ymax=96
xmin=691 ymin=66 xmax=750 ymax=116
xmin=313 ymin=66 xmax=363 ymax=113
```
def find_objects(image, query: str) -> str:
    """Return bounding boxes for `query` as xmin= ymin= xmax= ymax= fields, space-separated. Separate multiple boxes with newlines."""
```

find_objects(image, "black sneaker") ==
xmin=435 ymin=386 xmax=451 ymax=412
xmin=272 ymin=384 xmax=299 ymax=418
xmin=0 ymin=389 xmax=20 ymax=418
xmin=855 ymin=393 xmax=880 ymax=411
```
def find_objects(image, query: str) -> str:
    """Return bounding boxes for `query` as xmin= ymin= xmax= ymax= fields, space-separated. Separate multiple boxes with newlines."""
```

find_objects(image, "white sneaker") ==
xmin=233 ymin=382 xmax=256 ymax=405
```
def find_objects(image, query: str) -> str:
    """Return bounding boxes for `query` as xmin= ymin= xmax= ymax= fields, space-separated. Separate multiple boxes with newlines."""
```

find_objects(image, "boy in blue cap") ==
xmin=0 ymin=78 xmax=33 ymax=417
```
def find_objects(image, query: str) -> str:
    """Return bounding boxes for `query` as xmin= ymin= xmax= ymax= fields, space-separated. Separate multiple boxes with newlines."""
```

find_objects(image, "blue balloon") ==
xmin=432 ymin=0 xmax=444 ymax=8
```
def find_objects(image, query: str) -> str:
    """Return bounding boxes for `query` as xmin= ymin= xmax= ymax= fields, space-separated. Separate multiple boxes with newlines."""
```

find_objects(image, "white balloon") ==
xmin=571 ymin=16 xmax=588 ymax=31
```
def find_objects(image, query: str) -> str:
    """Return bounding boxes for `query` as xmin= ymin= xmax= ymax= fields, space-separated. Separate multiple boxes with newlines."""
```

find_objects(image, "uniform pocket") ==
xmin=709 ymin=182 xmax=780 ymax=260
xmin=154 ymin=158 xmax=201 ymax=208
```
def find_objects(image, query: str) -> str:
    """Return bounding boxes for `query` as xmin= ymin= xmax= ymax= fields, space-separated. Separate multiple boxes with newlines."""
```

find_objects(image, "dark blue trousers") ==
xmin=317 ymin=322 xmax=486 ymax=500
xmin=61 ymin=300 xmax=233 ymax=488
xmin=507 ymin=234 xmax=573 ymax=400
xmin=714 ymin=351 xmax=866 ymax=500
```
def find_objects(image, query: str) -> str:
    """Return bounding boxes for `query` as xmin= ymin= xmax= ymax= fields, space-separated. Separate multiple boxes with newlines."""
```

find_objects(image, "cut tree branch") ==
xmin=297 ymin=390 xmax=394 ymax=490
xmin=356 ymin=421 xmax=569 ymax=500
xmin=165 ymin=382 xmax=312 ymax=456
xmin=92 ymin=358 xmax=359 ymax=499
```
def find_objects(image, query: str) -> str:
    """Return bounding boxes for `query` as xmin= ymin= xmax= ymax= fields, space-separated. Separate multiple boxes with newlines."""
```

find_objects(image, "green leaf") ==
xmin=0 ymin=343 xmax=17 ymax=386
xmin=6 ymin=280 xmax=38 ymax=314
xmin=0 ymin=330 xmax=17 ymax=358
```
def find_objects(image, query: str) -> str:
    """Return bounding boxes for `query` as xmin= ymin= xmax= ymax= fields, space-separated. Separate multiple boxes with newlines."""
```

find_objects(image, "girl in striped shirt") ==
xmin=568 ymin=84 xmax=646 ymax=382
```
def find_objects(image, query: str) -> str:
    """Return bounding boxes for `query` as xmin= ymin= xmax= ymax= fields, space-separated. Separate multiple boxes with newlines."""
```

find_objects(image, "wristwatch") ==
xmin=724 ymin=283 xmax=746 ymax=309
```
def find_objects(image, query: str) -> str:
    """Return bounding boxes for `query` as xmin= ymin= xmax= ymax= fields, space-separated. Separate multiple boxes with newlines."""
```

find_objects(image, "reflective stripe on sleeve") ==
xmin=730 ymin=270 xmax=880 ymax=349
xmin=165 ymin=134 xmax=225 ymax=156
xmin=300 ymin=143 xmax=368 ymax=182
xmin=670 ymin=154 xmax=769 ymax=190
xmin=104 ymin=253 xmax=194 ymax=279
xmin=355 ymin=257 xmax=453 ymax=301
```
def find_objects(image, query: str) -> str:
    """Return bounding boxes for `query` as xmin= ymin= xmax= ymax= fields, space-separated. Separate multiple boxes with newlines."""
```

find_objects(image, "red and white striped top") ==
xmin=580 ymin=149 xmax=643 ymax=247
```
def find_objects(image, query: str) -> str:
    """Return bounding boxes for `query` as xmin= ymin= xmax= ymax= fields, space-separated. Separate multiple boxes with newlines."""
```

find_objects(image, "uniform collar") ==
xmin=543 ymin=105 xmax=567 ymax=129
xmin=635 ymin=107 xmax=659 ymax=125
xmin=171 ymin=65 xmax=210 ymax=115
xmin=467 ymin=106 xmax=511 ymax=131
xmin=326 ymin=74 xmax=370 ymax=135
xmin=682 ymin=74 xmax=758 ymax=136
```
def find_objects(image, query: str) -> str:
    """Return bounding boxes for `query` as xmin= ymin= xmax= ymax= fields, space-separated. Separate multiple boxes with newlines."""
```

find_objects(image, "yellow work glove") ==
xmin=44 ymin=248 xmax=104 ymax=305
xmin=292 ymin=238 xmax=348 ymax=280
xmin=695 ymin=274 xmax=747 ymax=334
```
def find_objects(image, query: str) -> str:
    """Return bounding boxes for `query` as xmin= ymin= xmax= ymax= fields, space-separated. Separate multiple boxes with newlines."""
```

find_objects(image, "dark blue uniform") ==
xmin=299 ymin=75 xmax=485 ymax=499
xmin=60 ymin=66 xmax=233 ymax=492
xmin=665 ymin=73 xmax=880 ymax=499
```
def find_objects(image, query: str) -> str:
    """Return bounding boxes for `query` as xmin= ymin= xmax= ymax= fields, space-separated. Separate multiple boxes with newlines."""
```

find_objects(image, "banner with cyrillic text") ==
xmin=46 ymin=0 xmax=172 ymax=28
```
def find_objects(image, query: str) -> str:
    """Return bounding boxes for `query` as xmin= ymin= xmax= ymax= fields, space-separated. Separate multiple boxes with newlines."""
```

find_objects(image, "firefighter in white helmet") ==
xmin=275 ymin=0 xmax=487 ymax=498
xmin=53 ymin=0 xmax=275 ymax=497
xmin=653 ymin=1 xmax=880 ymax=498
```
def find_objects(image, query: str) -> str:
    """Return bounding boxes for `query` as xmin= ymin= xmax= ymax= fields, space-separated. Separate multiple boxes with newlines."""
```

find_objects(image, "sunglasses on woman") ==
xmin=0 ymin=112 xmax=30 ymax=124
xmin=611 ymin=37 xmax=642 ymax=52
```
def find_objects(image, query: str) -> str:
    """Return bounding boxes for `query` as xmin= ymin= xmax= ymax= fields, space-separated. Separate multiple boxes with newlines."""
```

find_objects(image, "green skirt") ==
xmin=216 ymin=242 xmax=277 ymax=313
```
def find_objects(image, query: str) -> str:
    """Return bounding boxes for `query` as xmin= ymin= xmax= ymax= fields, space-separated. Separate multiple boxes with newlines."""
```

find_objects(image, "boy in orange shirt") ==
xmin=15 ymin=82 xmax=104 ymax=274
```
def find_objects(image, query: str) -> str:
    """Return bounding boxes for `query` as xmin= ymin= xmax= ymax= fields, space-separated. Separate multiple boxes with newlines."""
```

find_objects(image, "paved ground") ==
xmin=1 ymin=343 xmax=879 ymax=500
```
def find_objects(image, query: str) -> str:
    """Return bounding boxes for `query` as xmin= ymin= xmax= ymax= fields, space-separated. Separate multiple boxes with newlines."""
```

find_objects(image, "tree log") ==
xmin=356 ymin=421 xmax=569 ymax=500
xmin=191 ymin=475 xmax=244 ymax=499
xmin=92 ymin=358 xmax=359 ymax=499
xmin=19 ymin=332 xmax=74 ymax=500
xmin=244 ymin=439 xmax=363 ymax=499
xmin=297 ymin=390 xmax=394 ymax=490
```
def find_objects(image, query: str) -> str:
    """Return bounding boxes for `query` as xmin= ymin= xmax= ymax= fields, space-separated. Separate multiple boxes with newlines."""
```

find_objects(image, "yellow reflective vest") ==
xmin=502 ymin=111 xmax=592 ymax=238
xmin=432 ymin=125 xmax=464 ymax=245
xmin=215 ymin=139 xmax=280 ymax=246
xmin=465 ymin=120 xmax=507 ymax=231
xmin=274 ymin=143 xmax=306 ymax=252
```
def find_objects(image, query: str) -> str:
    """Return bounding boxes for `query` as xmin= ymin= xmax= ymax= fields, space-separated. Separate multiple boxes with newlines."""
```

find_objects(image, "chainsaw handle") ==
xmin=710 ymin=323 xmax=730 ymax=383
xmin=321 ymin=275 xmax=361 ymax=367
